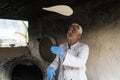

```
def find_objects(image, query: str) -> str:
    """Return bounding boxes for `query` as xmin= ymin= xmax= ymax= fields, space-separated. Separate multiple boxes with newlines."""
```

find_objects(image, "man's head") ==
xmin=67 ymin=23 xmax=83 ymax=45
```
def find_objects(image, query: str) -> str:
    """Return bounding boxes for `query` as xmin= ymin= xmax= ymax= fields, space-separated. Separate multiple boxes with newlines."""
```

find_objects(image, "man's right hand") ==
xmin=47 ymin=66 xmax=56 ymax=80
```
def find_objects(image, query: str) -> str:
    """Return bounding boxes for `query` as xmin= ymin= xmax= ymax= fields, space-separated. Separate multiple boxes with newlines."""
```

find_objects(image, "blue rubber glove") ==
xmin=47 ymin=66 xmax=56 ymax=80
xmin=50 ymin=46 xmax=65 ymax=56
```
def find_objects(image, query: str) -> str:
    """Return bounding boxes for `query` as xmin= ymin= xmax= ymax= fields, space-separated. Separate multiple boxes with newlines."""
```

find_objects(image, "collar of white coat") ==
xmin=68 ymin=41 xmax=80 ymax=50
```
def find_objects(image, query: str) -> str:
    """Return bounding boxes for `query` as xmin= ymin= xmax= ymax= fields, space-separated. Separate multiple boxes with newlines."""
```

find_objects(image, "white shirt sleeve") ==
xmin=62 ymin=45 xmax=89 ymax=68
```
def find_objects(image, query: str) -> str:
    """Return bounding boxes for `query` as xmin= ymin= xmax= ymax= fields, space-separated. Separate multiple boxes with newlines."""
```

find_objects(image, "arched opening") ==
xmin=0 ymin=56 xmax=46 ymax=80
xmin=11 ymin=64 xmax=43 ymax=80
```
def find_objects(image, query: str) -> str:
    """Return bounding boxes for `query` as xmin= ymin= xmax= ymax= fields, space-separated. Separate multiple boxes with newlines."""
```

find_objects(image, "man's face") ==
xmin=67 ymin=25 xmax=81 ymax=42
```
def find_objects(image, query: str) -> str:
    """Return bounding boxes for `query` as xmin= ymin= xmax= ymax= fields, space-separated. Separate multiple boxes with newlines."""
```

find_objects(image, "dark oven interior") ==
xmin=11 ymin=64 xmax=43 ymax=80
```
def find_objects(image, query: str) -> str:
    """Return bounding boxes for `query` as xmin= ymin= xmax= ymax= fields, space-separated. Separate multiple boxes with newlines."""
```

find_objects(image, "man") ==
xmin=47 ymin=23 xmax=89 ymax=80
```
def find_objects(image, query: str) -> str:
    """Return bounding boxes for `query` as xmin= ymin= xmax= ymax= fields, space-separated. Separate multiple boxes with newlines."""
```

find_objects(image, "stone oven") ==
xmin=0 ymin=35 xmax=57 ymax=80
xmin=0 ymin=55 xmax=46 ymax=80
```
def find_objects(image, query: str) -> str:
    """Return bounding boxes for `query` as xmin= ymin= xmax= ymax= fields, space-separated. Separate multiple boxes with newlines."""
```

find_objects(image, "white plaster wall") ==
xmin=81 ymin=20 xmax=120 ymax=80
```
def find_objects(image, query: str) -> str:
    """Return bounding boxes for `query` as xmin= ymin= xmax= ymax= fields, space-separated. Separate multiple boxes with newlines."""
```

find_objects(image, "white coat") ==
xmin=50 ymin=41 xmax=89 ymax=80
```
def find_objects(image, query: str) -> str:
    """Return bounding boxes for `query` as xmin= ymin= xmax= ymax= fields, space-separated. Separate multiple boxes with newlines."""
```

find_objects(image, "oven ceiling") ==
xmin=0 ymin=0 xmax=118 ymax=20
xmin=0 ymin=0 xmax=85 ymax=20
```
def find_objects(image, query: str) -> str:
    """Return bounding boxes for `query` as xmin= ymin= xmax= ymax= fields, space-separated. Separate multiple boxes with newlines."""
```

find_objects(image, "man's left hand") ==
xmin=50 ymin=46 xmax=65 ymax=56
